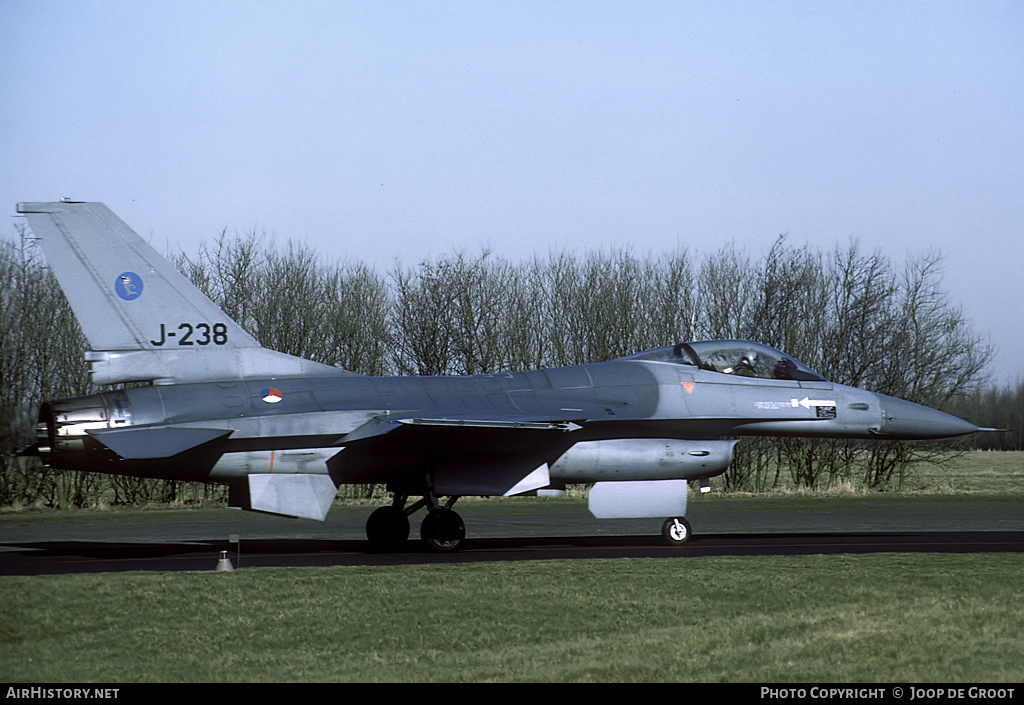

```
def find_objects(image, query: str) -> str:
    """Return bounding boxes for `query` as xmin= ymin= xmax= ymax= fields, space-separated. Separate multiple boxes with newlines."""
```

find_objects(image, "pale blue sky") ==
xmin=3 ymin=1 xmax=1022 ymax=383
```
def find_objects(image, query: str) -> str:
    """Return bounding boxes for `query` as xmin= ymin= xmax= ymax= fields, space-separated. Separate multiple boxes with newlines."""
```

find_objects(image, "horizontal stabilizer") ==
xmin=247 ymin=474 xmax=338 ymax=521
xmin=87 ymin=427 xmax=232 ymax=459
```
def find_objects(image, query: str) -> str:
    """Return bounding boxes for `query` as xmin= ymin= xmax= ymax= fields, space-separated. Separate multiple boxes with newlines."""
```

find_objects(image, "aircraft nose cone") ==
xmin=876 ymin=394 xmax=980 ymax=439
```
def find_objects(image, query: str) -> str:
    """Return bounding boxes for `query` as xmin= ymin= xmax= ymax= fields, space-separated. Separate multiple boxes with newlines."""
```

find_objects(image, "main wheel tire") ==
xmin=420 ymin=508 xmax=466 ymax=552
xmin=661 ymin=516 xmax=692 ymax=546
xmin=366 ymin=506 xmax=410 ymax=551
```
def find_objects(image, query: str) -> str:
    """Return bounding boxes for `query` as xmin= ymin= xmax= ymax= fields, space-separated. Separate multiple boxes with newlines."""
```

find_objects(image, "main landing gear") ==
xmin=366 ymin=493 xmax=466 ymax=553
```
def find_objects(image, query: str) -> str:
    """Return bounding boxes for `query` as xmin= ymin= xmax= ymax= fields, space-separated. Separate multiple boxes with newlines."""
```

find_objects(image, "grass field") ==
xmin=908 ymin=450 xmax=1024 ymax=495
xmin=1 ymin=452 xmax=1022 ymax=683
xmin=2 ymin=554 xmax=1022 ymax=683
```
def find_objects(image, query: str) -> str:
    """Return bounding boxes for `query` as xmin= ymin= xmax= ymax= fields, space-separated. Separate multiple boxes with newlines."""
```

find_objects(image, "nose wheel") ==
xmin=661 ymin=516 xmax=692 ymax=546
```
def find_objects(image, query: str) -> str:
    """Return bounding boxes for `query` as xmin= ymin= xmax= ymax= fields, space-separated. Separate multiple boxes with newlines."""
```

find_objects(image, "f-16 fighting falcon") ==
xmin=16 ymin=202 xmax=989 ymax=551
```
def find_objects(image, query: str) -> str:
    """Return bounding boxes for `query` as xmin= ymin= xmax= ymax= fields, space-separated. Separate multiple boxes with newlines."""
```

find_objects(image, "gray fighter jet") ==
xmin=16 ymin=202 xmax=988 ymax=551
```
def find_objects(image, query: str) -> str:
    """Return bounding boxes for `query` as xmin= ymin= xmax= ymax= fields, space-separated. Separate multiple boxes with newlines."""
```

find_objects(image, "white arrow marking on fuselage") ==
xmin=791 ymin=397 xmax=837 ymax=409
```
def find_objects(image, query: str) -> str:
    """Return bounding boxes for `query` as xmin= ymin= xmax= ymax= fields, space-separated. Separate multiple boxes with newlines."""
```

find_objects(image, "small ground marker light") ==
xmin=216 ymin=550 xmax=234 ymax=572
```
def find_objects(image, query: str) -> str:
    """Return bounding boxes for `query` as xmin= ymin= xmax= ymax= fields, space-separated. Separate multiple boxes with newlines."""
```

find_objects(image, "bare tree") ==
xmin=1 ymin=226 xmax=92 ymax=507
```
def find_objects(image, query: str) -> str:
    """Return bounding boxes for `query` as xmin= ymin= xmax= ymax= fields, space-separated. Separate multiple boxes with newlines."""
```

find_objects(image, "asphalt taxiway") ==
xmin=1 ymin=497 xmax=1021 ymax=575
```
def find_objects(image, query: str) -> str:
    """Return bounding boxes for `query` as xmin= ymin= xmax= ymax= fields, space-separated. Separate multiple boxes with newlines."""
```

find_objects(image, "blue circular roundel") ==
xmin=115 ymin=272 xmax=144 ymax=301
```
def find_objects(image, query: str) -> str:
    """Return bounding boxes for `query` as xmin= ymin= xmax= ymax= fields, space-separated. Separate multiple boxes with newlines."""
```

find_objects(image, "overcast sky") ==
xmin=3 ymin=0 xmax=1022 ymax=384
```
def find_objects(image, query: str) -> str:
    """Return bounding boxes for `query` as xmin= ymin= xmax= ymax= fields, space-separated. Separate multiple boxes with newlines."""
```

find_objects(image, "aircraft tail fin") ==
xmin=17 ymin=201 xmax=346 ymax=385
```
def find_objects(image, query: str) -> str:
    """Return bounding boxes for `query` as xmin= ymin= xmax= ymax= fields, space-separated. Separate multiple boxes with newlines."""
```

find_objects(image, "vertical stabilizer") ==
xmin=17 ymin=201 xmax=346 ymax=384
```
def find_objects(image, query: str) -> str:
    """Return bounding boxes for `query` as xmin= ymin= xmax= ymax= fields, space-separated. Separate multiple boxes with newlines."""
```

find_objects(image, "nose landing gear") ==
xmin=661 ymin=516 xmax=692 ymax=546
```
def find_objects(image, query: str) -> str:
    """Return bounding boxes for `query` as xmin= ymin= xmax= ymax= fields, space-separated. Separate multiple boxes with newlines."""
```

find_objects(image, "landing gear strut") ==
xmin=365 ymin=492 xmax=465 ymax=552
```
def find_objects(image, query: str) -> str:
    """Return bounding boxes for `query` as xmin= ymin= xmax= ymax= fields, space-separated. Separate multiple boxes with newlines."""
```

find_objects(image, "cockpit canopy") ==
xmin=622 ymin=340 xmax=827 ymax=382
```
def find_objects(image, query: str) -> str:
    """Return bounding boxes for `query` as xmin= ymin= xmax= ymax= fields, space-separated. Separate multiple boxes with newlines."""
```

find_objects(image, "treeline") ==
xmin=1 ymin=224 xmax=1010 ymax=508
xmin=950 ymin=382 xmax=1024 ymax=451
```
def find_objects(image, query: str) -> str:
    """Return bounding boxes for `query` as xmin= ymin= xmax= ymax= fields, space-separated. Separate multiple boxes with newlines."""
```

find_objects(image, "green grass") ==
xmin=689 ymin=449 xmax=1024 ymax=498
xmin=911 ymin=450 xmax=1024 ymax=495
xmin=2 ymin=554 xmax=1022 ymax=683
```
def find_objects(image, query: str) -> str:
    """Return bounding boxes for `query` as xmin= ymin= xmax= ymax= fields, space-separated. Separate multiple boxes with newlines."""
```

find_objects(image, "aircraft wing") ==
xmin=338 ymin=382 xmax=636 ymax=444
xmin=340 ymin=414 xmax=583 ymax=443
xmin=330 ymin=405 xmax=596 ymax=497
